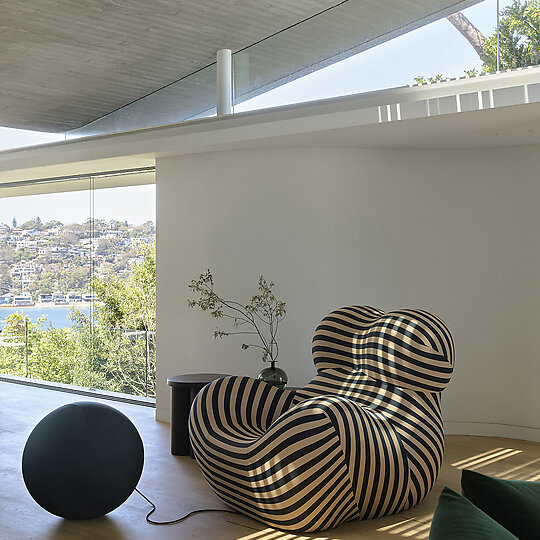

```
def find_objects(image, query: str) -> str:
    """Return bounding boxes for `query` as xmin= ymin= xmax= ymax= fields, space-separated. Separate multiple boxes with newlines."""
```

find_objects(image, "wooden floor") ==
xmin=1 ymin=381 xmax=539 ymax=540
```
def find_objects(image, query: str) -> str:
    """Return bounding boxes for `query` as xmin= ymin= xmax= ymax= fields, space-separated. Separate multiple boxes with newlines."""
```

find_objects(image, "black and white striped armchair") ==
xmin=189 ymin=305 xmax=454 ymax=532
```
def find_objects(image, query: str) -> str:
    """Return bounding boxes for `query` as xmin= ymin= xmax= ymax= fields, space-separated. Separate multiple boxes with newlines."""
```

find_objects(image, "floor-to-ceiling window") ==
xmin=0 ymin=180 xmax=156 ymax=398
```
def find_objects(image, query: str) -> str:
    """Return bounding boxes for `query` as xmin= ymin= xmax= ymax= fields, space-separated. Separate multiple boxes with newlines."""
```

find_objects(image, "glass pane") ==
xmin=0 ymin=184 xmax=156 ymax=398
xmin=234 ymin=0 xmax=511 ymax=113
xmin=88 ymin=185 xmax=157 ymax=397
xmin=67 ymin=64 xmax=217 ymax=138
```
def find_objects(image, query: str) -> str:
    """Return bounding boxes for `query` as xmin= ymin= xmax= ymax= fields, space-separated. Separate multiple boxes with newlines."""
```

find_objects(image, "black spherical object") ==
xmin=22 ymin=401 xmax=144 ymax=520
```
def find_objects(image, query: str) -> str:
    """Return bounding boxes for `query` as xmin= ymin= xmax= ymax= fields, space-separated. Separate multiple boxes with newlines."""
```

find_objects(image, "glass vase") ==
xmin=257 ymin=360 xmax=288 ymax=389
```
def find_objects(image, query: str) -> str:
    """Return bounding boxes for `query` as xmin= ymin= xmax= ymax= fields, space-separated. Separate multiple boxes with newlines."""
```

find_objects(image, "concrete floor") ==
xmin=1 ymin=381 xmax=539 ymax=540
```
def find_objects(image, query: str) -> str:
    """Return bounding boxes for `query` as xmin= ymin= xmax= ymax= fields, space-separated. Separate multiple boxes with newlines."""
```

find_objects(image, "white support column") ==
xmin=523 ymin=84 xmax=530 ymax=104
xmin=216 ymin=49 xmax=233 ymax=116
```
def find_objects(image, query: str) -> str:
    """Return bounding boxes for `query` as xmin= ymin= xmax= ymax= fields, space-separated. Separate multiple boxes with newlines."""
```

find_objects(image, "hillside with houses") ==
xmin=0 ymin=218 xmax=155 ymax=305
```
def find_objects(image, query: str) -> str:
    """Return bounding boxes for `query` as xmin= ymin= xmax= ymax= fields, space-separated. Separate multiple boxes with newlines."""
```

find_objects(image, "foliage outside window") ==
xmin=0 ymin=212 xmax=156 ymax=398
xmin=415 ymin=0 xmax=540 ymax=83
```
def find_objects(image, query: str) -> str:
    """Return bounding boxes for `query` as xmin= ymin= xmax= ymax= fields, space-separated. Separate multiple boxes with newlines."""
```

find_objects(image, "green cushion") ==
xmin=461 ymin=469 xmax=540 ymax=540
xmin=429 ymin=487 xmax=518 ymax=539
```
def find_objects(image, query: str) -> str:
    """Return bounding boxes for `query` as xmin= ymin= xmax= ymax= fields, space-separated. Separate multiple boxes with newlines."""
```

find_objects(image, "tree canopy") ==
xmin=91 ymin=242 xmax=156 ymax=332
xmin=482 ymin=0 xmax=540 ymax=71
xmin=416 ymin=1 xmax=540 ymax=83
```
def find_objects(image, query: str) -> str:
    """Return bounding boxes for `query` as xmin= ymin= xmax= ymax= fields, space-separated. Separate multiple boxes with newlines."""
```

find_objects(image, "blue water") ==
xmin=0 ymin=305 xmax=92 ymax=329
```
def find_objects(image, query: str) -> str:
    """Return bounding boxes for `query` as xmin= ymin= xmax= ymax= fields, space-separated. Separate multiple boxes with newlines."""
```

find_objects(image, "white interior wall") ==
xmin=156 ymin=145 xmax=540 ymax=442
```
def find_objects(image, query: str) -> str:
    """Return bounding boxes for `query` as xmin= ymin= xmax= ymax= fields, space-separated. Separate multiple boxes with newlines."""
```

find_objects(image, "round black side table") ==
xmin=167 ymin=373 xmax=229 ymax=457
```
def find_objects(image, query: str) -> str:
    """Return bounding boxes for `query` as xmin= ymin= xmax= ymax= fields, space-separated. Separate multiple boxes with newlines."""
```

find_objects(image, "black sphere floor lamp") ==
xmin=22 ymin=401 xmax=144 ymax=520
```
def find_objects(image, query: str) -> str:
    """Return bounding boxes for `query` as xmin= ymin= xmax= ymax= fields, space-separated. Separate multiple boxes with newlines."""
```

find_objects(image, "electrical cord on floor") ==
xmin=135 ymin=488 xmax=238 ymax=526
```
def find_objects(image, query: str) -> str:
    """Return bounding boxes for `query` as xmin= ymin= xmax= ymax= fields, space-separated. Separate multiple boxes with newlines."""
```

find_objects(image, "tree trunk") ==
xmin=447 ymin=12 xmax=486 ymax=58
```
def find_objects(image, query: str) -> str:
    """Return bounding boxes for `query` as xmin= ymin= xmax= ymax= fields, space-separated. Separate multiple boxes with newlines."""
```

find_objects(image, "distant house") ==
xmin=53 ymin=293 xmax=67 ymax=305
xmin=38 ymin=293 xmax=53 ymax=303
xmin=67 ymin=292 xmax=82 ymax=303
xmin=0 ymin=294 xmax=13 ymax=305
xmin=13 ymin=294 xmax=33 ymax=306
xmin=102 ymin=231 xmax=123 ymax=238
xmin=11 ymin=262 xmax=42 ymax=287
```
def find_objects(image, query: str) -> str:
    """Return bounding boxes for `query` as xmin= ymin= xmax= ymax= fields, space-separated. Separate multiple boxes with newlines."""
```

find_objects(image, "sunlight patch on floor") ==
xmin=235 ymin=528 xmax=331 ymax=540
xmin=451 ymin=447 xmax=522 ymax=470
xmin=493 ymin=458 xmax=540 ymax=481
xmin=377 ymin=518 xmax=430 ymax=539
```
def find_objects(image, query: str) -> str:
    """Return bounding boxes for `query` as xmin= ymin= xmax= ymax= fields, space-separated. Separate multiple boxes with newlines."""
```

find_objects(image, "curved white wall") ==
xmin=156 ymin=146 xmax=540 ymax=442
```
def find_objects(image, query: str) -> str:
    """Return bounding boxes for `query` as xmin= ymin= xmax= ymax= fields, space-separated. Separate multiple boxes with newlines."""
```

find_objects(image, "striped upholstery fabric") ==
xmin=189 ymin=306 xmax=454 ymax=532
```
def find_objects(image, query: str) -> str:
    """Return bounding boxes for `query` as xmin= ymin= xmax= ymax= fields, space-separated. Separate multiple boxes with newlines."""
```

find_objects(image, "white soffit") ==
xmin=1 ymin=0 xmax=481 ymax=133
xmin=0 ymin=156 xmax=155 ymax=199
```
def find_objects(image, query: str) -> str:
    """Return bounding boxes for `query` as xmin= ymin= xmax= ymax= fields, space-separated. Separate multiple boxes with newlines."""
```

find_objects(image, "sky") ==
xmin=0 ymin=0 xmax=511 ymax=225
xmin=235 ymin=0 xmax=511 ymax=112
xmin=0 ymin=185 xmax=156 ymax=226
